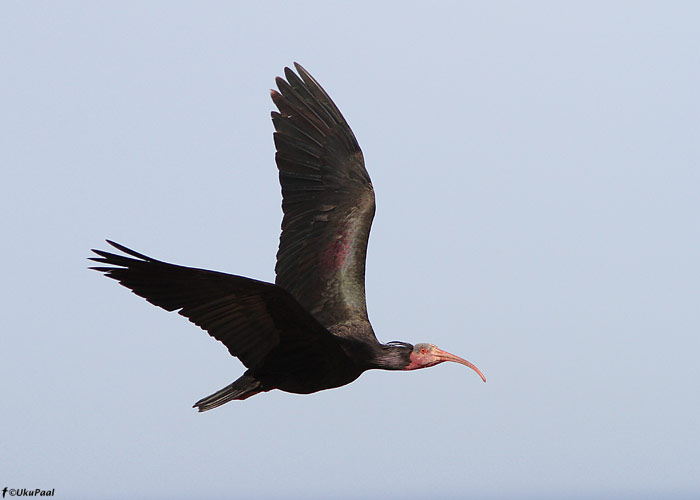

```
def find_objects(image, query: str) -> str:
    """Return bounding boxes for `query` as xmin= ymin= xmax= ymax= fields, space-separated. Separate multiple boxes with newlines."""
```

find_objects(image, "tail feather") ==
xmin=193 ymin=375 xmax=263 ymax=412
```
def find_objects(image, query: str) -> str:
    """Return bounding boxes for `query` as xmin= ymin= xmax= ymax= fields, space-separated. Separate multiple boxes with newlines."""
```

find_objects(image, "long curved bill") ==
xmin=436 ymin=348 xmax=487 ymax=382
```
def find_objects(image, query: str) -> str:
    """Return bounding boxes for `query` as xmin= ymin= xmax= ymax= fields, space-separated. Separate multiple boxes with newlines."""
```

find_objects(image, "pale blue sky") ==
xmin=2 ymin=2 xmax=699 ymax=499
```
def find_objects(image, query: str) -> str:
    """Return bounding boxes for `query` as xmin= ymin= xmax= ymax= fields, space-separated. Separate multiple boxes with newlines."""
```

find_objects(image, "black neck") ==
xmin=336 ymin=337 xmax=413 ymax=371
xmin=367 ymin=342 xmax=412 ymax=371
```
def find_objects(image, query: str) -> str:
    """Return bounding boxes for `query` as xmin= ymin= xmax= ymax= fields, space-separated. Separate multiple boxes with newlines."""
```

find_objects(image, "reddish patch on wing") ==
xmin=320 ymin=231 xmax=352 ymax=274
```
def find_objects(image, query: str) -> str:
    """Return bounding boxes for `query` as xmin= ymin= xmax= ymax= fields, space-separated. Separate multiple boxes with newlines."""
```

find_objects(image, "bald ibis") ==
xmin=90 ymin=63 xmax=485 ymax=411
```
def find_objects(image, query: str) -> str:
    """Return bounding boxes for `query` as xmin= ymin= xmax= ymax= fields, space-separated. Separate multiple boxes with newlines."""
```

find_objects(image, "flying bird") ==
xmin=90 ymin=63 xmax=485 ymax=411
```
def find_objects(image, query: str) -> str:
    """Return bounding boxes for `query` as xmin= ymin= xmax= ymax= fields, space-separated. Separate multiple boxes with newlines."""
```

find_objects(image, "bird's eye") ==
xmin=420 ymin=347 xmax=427 ymax=354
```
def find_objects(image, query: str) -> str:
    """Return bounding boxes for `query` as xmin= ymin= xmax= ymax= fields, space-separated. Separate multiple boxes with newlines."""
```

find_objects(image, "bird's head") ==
xmin=404 ymin=343 xmax=486 ymax=382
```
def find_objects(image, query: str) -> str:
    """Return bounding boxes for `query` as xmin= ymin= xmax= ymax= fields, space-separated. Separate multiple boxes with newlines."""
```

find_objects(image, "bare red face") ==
xmin=404 ymin=343 xmax=486 ymax=382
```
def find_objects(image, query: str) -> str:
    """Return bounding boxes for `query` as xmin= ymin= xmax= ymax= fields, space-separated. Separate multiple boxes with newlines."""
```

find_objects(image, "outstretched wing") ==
xmin=89 ymin=241 xmax=351 ymax=370
xmin=271 ymin=63 xmax=376 ymax=334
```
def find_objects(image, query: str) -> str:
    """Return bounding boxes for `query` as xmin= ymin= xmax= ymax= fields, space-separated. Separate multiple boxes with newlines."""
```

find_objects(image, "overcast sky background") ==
xmin=2 ymin=2 xmax=699 ymax=499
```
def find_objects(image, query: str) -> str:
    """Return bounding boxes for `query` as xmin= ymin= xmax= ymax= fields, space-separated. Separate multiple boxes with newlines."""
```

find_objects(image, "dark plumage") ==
xmin=90 ymin=63 xmax=485 ymax=411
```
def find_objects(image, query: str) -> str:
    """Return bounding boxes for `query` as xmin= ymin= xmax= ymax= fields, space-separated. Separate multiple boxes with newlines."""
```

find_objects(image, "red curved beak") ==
xmin=435 ymin=348 xmax=487 ymax=382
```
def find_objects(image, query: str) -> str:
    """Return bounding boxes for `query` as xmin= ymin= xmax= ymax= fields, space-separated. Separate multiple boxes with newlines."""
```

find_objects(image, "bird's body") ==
xmin=91 ymin=63 xmax=485 ymax=411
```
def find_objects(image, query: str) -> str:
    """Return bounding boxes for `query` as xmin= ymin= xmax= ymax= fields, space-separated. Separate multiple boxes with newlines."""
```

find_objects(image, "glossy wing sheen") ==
xmin=89 ymin=241 xmax=352 ymax=370
xmin=271 ymin=63 xmax=376 ymax=336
